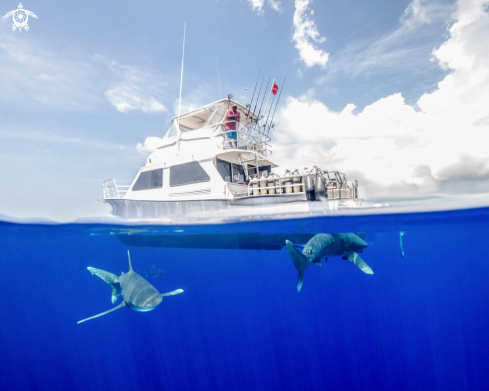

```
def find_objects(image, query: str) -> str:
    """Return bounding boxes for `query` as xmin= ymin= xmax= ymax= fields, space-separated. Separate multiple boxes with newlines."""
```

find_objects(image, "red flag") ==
xmin=272 ymin=83 xmax=279 ymax=95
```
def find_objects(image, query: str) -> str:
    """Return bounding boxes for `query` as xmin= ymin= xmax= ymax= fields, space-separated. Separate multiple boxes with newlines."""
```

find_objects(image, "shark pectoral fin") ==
xmin=312 ymin=260 xmax=322 ymax=266
xmin=286 ymin=240 xmax=310 ymax=293
xmin=87 ymin=267 xmax=121 ymax=303
xmin=161 ymin=289 xmax=184 ymax=297
xmin=77 ymin=302 xmax=126 ymax=324
xmin=347 ymin=252 xmax=373 ymax=275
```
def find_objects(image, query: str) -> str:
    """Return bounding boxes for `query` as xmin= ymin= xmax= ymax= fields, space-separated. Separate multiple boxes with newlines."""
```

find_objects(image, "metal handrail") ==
xmin=102 ymin=179 xmax=129 ymax=199
xmin=217 ymin=122 xmax=272 ymax=156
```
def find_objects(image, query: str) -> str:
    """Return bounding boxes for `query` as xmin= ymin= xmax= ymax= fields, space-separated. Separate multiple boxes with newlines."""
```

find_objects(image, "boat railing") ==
xmin=102 ymin=179 xmax=129 ymax=200
xmin=246 ymin=172 xmax=359 ymax=199
xmin=217 ymin=121 xmax=272 ymax=156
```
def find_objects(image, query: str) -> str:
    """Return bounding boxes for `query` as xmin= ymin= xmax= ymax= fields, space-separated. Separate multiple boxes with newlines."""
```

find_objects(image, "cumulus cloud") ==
xmin=292 ymin=0 xmax=329 ymax=68
xmin=136 ymin=136 xmax=163 ymax=154
xmin=274 ymin=0 xmax=489 ymax=200
xmin=247 ymin=0 xmax=282 ymax=14
xmin=103 ymin=60 xmax=166 ymax=114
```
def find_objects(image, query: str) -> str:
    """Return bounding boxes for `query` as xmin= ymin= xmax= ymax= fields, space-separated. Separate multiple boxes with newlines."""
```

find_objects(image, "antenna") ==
xmin=177 ymin=21 xmax=186 ymax=138
xmin=244 ymin=87 xmax=247 ymax=102
xmin=216 ymin=57 xmax=222 ymax=100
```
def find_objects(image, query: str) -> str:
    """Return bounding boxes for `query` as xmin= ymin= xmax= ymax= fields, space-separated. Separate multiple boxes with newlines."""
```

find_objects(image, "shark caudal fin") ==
xmin=161 ymin=289 xmax=184 ymax=297
xmin=77 ymin=302 xmax=126 ymax=324
xmin=127 ymin=250 xmax=134 ymax=272
xmin=347 ymin=252 xmax=374 ymax=274
xmin=87 ymin=267 xmax=121 ymax=304
xmin=286 ymin=240 xmax=310 ymax=292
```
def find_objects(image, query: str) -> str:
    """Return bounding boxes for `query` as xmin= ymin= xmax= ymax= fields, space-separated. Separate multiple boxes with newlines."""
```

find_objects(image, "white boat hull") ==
xmin=105 ymin=195 xmax=362 ymax=222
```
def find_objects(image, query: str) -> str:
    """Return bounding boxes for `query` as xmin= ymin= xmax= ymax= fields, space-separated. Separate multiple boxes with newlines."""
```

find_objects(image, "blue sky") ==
xmin=1 ymin=0 xmax=488 ymax=220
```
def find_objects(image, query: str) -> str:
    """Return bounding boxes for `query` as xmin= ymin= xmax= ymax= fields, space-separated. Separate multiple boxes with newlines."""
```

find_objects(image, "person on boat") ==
xmin=225 ymin=103 xmax=241 ymax=149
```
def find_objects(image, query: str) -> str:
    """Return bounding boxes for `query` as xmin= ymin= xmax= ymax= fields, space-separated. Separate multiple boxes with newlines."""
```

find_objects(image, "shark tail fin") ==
xmin=77 ymin=302 xmax=125 ymax=324
xmin=127 ymin=250 xmax=134 ymax=272
xmin=347 ymin=252 xmax=373 ymax=274
xmin=87 ymin=267 xmax=121 ymax=304
xmin=285 ymin=240 xmax=310 ymax=292
xmin=161 ymin=289 xmax=184 ymax=297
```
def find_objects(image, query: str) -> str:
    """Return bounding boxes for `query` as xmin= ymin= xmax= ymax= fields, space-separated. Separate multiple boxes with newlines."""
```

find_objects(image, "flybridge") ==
xmin=161 ymin=98 xmax=273 ymax=156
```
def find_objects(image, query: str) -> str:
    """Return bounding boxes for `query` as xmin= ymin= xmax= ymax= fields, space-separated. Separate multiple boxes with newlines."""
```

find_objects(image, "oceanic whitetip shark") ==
xmin=286 ymin=233 xmax=373 ymax=292
xmin=78 ymin=251 xmax=183 ymax=324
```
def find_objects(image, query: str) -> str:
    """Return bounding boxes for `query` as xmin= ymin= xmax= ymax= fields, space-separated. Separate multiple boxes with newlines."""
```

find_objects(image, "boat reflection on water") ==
xmin=117 ymin=230 xmax=373 ymax=292
xmin=117 ymin=231 xmax=317 ymax=251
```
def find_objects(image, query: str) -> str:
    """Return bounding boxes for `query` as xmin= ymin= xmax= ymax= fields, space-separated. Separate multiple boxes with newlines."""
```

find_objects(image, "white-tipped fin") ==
xmin=347 ymin=252 xmax=373 ymax=274
xmin=77 ymin=302 xmax=126 ymax=324
xmin=87 ymin=267 xmax=121 ymax=304
xmin=161 ymin=289 xmax=184 ymax=297
xmin=127 ymin=250 xmax=133 ymax=272
xmin=285 ymin=240 xmax=310 ymax=293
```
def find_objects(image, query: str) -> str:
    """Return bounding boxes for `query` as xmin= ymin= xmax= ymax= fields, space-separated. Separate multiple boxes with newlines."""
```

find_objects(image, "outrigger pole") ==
xmin=266 ymin=76 xmax=286 ymax=137
xmin=177 ymin=22 xmax=186 ymax=139
xmin=245 ymin=69 xmax=261 ymax=126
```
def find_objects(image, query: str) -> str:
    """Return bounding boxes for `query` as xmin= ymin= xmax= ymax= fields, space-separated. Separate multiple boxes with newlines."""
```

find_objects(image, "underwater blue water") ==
xmin=1 ymin=207 xmax=489 ymax=391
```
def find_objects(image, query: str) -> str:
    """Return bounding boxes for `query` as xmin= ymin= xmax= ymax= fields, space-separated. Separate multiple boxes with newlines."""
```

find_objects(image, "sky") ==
xmin=0 ymin=0 xmax=488 ymax=220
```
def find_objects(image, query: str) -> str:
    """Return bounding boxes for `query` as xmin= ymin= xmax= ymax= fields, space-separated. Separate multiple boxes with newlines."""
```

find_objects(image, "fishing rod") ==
xmin=245 ymin=69 xmax=261 ymax=126
xmin=266 ymin=76 xmax=286 ymax=137
xmin=262 ymin=83 xmax=277 ymax=132
xmin=263 ymin=79 xmax=278 ymax=132
xmin=252 ymin=76 xmax=265 ymax=124
xmin=256 ymin=75 xmax=271 ymax=124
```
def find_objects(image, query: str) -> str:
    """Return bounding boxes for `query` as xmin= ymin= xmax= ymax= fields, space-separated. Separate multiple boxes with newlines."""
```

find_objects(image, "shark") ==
xmin=285 ymin=233 xmax=373 ymax=292
xmin=78 ymin=251 xmax=183 ymax=324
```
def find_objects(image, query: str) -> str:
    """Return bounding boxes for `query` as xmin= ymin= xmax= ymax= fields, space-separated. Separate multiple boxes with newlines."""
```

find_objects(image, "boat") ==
xmin=100 ymin=97 xmax=362 ymax=221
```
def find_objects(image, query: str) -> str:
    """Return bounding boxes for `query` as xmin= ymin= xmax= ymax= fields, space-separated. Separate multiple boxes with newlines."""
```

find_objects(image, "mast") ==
xmin=177 ymin=22 xmax=186 ymax=140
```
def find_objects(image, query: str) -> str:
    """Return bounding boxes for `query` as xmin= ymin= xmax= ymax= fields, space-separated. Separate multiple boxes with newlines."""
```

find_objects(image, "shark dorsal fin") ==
xmin=127 ymin=250 xmax=134 ymax=272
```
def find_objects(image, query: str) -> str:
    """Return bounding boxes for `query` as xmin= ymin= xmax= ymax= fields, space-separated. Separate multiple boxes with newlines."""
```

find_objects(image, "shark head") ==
xmin=339 ymin=233 xmax=368 ymax=253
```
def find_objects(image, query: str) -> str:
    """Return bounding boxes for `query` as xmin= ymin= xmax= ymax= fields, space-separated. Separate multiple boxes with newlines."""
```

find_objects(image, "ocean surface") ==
xmin=1 ymin=206 xmax=489 ymax=391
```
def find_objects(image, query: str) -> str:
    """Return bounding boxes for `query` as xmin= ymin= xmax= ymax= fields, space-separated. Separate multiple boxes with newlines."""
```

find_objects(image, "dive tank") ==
xmin=284 ymin=170 xmax=293 ymax=194
xmin=259 ymin=172 xmax=268 ymax=195
xmin=292 ymin=169 xmax=301 ymax=193
xmin=304 ymin=174 xmax=316 ymax=201
xmin=267 ymin=176 xmax=276 ymax=194
xmin=315 ymin=171 xmax=326 ymax=199
xmin=251 ymin=176 xmax=260 ymax=196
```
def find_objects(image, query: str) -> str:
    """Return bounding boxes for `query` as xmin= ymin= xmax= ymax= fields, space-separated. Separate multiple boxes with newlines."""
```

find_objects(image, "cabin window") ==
xmin=259 ymin=165 xmax=271 ymax=177
xmin=232 ymin=164 xmax=245 ymax=183
xmin=216 ymin=159 xmax=247 ymax=183
xmin=132 ymin=168 xmax=163 ymax=191
xmin=216 ymin=159 xmax=232 ymax=182
xmin=170 ymin=162 xmax=210 ymax=187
